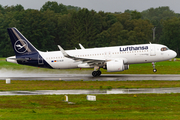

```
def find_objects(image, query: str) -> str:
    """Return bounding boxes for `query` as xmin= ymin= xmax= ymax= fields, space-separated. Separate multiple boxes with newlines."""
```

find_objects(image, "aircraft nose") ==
xmin=171 ymin=50 xmax=177 ymax=58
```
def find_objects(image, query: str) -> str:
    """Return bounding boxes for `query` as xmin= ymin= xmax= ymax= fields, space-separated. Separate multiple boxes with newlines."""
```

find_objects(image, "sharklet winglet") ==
xmin=58 ymin=45 xmax=70 ymax=57
xmin=79 ymin=43 xmax=85 ymax=49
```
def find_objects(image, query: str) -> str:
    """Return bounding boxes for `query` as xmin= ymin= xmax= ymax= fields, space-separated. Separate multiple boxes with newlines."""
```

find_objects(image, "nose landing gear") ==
xmin=152 ymin=62 xmax=157 ymax=73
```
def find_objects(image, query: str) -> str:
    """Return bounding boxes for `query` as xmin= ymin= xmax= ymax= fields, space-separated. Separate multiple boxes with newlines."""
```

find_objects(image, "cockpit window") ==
xmin=161 ymin=47 xmax=169 ymax=51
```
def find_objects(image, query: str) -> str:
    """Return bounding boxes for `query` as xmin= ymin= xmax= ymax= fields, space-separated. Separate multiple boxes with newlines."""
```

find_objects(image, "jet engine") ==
xmin=105 ymin=59 xmax=129 ymax=72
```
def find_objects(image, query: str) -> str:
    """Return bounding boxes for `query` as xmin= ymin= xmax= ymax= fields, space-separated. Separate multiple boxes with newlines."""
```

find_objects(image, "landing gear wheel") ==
xmin=92 ymin=70 xmax=101 ymax=77
xmin=92 ymin=71 xmax=97 ymax=77
xmin=152 ymin=62 xmax=157 ymax=73
xmin=153 ymin=69 xmax=157 ymax=73
xmin=97 ymin=70 xmax=101 ymax=76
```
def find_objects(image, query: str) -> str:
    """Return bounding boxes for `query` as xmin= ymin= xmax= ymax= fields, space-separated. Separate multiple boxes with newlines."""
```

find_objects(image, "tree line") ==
xmin=0 ymin=1 xmax=179 ymax=57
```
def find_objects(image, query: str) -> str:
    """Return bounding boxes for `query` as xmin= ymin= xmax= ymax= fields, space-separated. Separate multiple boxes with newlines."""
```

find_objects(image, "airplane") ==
xmin=6 ymin=27 xmax=177 ymax=77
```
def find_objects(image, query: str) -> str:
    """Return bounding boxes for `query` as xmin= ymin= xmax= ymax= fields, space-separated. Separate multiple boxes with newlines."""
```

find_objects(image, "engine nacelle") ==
xmin=106 ymin=59 xmax=125 ymax=72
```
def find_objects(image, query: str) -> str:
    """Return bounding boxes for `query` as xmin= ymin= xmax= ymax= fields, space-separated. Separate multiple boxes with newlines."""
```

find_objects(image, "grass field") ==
xmin=0 ymin=58 xmax=180 ymax=119
xmin=0 ymin=94 xmax=180 ymax=120
xmin=1 ymin=80 xmax=180 ymax=91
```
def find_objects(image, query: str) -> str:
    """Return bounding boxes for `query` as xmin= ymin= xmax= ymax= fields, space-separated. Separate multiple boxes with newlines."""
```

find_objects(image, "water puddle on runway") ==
xmin=0 ymin=88 xmax=180 ymax=95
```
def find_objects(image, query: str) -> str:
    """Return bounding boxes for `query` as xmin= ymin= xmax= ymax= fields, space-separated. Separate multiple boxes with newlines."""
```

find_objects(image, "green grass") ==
xmin=0 ymin=94 xmax=180 ymax=119
xmin=0 ymin=80 xmax=180 ymax=91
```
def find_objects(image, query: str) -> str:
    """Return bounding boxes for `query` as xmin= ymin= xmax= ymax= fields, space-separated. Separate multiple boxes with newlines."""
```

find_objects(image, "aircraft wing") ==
xmin=58 ymin=45 xmax=107 ymax=66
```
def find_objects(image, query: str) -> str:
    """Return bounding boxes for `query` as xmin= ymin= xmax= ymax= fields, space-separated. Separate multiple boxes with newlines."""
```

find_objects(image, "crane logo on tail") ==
xmin=14 ymin=39 xmax=28 ymax=53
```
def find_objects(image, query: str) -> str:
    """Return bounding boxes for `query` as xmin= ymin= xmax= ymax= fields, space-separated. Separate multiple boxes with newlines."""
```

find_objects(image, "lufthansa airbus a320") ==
xmin=6 ymin=28 xmax=177 ymax=77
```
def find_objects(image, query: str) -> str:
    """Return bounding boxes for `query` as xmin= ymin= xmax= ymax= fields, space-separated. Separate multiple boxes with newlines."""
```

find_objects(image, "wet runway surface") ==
xmin=1 ymin=88 xmax=180 ymax=95
xmin=0 ymin=74 xmax=180 ymax=95
xmin=0 ymin=74 xmax=180 ymax=81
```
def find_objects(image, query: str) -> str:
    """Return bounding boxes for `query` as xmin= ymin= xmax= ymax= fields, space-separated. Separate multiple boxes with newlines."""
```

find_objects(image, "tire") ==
xmin=153 ymin=69 xmax=157 ymax=73
xmin=92 ymin=71 xmax=101 ymax=77
xmin=97 ymin=70 xmax=102 ymax=76
xmin=92 ymin=71 xmax=97 ymax=77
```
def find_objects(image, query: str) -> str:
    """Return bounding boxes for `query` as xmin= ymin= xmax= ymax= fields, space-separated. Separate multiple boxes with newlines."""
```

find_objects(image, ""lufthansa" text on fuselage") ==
xmin=119 ymin=46 xmax=148 ymax=51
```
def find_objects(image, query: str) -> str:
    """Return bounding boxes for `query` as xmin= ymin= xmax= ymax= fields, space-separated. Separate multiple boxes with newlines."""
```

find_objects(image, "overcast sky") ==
xmin=1 ymin=0 xmax=180 ymax=13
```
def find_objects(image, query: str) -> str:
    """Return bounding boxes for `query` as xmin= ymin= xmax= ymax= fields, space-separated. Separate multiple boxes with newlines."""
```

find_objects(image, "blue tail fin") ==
xmin=7 ymin=27 xmax=38 ymax=56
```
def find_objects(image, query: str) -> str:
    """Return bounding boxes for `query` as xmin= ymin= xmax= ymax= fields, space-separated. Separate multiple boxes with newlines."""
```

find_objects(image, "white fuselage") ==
xmin=37 ymin=44 xmax=176 ymax=69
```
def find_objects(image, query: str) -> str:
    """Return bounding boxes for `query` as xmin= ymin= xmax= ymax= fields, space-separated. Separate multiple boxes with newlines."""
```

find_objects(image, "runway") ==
xmin=0 ymin=74 xmax=180 ymax=95
xmin=0 ymin=88 xmax=180 ymax=95
xmin=0 ymin=74 xmax=180 ymax=81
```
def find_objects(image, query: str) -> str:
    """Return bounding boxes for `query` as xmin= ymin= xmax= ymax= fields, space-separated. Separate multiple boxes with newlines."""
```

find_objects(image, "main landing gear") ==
xmin=92 ymin=70 xmax=102 ymax=77
xmin=152 ymin=62 xmax=157 ymax=73
xmin=92 ymin=66 xmax=102 ymax=77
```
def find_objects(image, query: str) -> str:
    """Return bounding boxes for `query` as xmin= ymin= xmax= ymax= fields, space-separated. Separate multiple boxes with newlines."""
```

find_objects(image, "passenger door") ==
xmin=150 ymin=45 xmax=156 ymax=56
